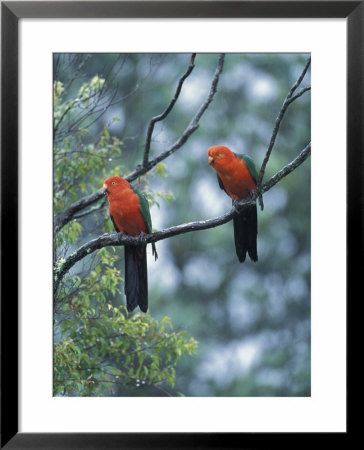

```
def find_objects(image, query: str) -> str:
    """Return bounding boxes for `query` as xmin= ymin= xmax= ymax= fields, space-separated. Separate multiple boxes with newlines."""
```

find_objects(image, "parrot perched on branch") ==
xmin=103 ymin=176 xmax=157 ymax=312
xmin=207 ymin=145 xmax=258 ymax=263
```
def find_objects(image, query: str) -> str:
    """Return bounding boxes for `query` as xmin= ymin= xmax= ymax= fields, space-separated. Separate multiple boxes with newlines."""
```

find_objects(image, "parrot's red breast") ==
xmin=103 ymin=176 xmax=147 ymax=236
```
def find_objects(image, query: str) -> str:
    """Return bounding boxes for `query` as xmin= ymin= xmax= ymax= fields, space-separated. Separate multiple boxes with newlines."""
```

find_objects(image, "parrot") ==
xmin=103 ymin=176 xmax=157 ymax=313
xmin=207 ymin=145 xmax=258 ymax=263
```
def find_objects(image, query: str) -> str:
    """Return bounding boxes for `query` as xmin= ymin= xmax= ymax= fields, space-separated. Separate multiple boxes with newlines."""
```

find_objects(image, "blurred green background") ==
xmin=54 ymin=53 xmax=310 ymax=396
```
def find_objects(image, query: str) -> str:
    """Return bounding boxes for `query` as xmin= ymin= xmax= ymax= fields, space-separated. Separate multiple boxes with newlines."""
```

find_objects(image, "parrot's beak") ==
xmin=103 ymin=183 xmax=109 ymax=194
xmin=208 ymin=156 xmax=214 ymax=165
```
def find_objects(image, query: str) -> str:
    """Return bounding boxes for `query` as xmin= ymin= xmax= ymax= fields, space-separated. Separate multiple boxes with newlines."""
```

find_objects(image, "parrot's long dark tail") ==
xmin=124 ymin=245 xmax=148 ymax=312
xmin=233 ymin=204 xmax=258 ymax=263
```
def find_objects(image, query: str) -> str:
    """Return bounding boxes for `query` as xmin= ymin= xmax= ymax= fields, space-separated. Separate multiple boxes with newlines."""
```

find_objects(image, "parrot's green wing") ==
xmin=132 ymin=186 xmax=158 ymax=260
xmin=234 ymin=153 xmax=258 ymax=184
xmin=132 ymin=188 xmax=153 ymax=233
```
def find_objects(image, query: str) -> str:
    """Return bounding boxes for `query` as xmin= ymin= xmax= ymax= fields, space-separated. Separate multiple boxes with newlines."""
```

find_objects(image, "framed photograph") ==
xmin=1 ymin=1 xmax=358 ymax=448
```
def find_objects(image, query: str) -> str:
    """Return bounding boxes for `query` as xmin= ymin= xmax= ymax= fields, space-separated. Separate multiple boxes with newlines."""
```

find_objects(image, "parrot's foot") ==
xmin=248 ymin=189 xmax=257 ymax=200
xmin=249 ymin=189 xmax=264 ymax=211
xmin=138 ymin=232 xmax=148 ymax=245
xmin=232 ymin=199 xmax=248 ymax=214
xmin=117 ymin=232 xmax=126 ymax=244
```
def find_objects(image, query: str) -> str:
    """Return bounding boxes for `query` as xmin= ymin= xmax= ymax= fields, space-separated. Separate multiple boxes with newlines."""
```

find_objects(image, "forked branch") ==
xmin=143 ymin=53 xmax=196 ymax=168
xmin=257 ymin=56 xmax=311 ymax=187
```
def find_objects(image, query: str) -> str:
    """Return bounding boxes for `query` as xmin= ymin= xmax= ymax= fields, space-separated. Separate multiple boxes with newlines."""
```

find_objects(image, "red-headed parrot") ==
xmin=103 ymin=176 xmax=157 ymax=312
xmin=207 ymin=145 xmax=258 ymax=263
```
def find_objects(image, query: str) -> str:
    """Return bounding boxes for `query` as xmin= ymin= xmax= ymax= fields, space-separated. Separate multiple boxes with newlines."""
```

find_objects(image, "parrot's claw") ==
xmin=232 ymin=199 xmax=246 ymax=214
xmin=248 ymin=189 xmax=257 ymax=200
xmin=249 ymin=189 xmax=264 ymax=211
xmin=117 ymin=232 xmax=126 ymax=244
xmin=138 ymin=232 xmax=148 ymax=245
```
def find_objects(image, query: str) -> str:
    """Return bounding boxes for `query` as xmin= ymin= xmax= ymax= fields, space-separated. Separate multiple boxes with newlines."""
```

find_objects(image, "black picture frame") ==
xmin=1 ymin=1 xmax=359 ymax=448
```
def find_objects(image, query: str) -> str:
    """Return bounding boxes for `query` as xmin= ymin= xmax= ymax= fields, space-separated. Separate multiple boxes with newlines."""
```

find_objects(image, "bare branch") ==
xmin=54 ymin=140 xmax=310 ymax=294
xmin=259 ymin=142 xmax=311 ymax=194
xmin=286 ymin=86 xmax=311 ymax=106
xmin=257 ymin=56 xmax=311 ymax=187
xmin=129 ymin=53 xmax=225 ymax=179
xmin=143 ymin=53 xmax=196 ymax=168
xmin=128 ymin=53 xmax=226 ymax=180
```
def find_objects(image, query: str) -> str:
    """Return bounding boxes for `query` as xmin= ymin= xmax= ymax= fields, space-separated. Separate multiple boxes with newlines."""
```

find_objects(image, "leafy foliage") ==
xmin=54 ymin=248 xmax=197 ymax=396
xmin=53 ymin=62 xmax=198 ymax=396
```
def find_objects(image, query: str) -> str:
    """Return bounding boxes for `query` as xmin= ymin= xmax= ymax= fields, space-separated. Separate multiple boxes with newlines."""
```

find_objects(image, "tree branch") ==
xmin=73 ymin=198 xmax=107 ymax=219
xmin=143 ymin=53 xmax=196 ymax=168
xmin=54 ymin=53 xmax=225 ymax=234
xmin=54 ymin=140 xmax=310 ymax=295
xmin=257 ymin=56 xmax=311 ymax=187
xmin=259 ymin=142 xmax=311 ymax=194
xmin=54 ymin=189 xmax=104 ymax=234
xmin=127 ymin=53 xmax=225 ymax=179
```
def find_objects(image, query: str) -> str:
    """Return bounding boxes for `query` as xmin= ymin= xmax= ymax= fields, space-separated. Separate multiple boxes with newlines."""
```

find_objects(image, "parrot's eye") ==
xmin=218 ymin=153 xmax=223 ymax=157
xmin=111 ymin=181 xmax=116 ymax=185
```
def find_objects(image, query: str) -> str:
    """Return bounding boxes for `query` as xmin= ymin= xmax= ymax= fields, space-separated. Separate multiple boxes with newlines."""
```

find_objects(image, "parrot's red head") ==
xmin=103 ymin=176 xmax=130 ymax=197
xmin=207 ymin=145 xmax=234 ymax=169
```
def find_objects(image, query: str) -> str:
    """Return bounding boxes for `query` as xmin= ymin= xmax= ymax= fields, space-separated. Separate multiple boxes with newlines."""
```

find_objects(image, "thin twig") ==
xmin=73 ymin=199 xmax=107 ymax=219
